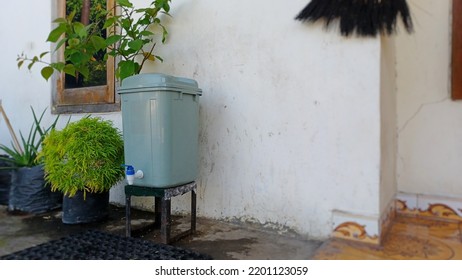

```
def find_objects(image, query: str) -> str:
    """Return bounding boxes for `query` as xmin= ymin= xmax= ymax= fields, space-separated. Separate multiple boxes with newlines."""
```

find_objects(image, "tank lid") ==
xmin=118 ymin=73 xmax=201 ymax=95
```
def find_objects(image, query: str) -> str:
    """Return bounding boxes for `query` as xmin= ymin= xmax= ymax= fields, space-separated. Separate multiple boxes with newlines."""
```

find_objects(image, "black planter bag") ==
xmin=0 ymin=155 xmax=11 ymax=205
xmin=8 ymin=165 xmax=62 ymax=214
xmin=62 ymin=190 xmax=109 ymax=224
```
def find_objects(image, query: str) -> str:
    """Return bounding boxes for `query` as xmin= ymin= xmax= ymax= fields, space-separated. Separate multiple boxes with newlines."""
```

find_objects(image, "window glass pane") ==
xmin=65 ymin=0 xmax=107 ymax=89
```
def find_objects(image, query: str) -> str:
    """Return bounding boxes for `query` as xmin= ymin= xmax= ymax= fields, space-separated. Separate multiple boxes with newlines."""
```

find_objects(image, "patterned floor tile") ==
xmin=314 ymin=215 xmax=462 ymax=260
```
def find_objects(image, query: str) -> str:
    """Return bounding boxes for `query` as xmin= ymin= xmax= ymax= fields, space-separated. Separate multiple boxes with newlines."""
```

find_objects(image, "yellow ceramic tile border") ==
xmin=396 ymin=199 xmax=462 ymax=222
xmin=331 ymin=193 xmax=462 ymax=246
xmin=332 ymin=222 xmax=380 ymax=245
xmin=331 ymin=198 xmax=396 ymax=246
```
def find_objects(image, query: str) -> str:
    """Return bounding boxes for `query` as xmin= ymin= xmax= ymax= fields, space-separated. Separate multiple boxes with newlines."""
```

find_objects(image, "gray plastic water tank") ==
xmin=118 ymin=73 xmax=202 ymax=188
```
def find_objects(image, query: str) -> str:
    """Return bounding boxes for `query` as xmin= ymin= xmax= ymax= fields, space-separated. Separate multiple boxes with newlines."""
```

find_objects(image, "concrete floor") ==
xmin=0 ymin=204 xmax=323 ymax=260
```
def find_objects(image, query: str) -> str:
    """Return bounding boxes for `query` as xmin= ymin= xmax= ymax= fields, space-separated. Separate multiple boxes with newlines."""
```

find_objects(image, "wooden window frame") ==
xmin=51 ymin=0 xmax=120 ymax=114
xmin=452 ymin=0 xmax=462 ymax=100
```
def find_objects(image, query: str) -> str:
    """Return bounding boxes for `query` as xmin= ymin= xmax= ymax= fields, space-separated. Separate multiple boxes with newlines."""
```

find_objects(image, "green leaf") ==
xmin=135 ymin=8 xmax=148 ymax=13
xmin=27 ymin=61 xmax=36 ymax=70
xmin=50 ymin=62 xmax=65 ymax=71
xmin=140 ymin=30 xmax=154 ymax=37
xmin=69 ymin=52 xmax=84 ymax=64
xmin=39 ymin=52 xmax=49 ymax=59
xmin=50 ymin=62 xmax=64 ymax=71
xmin=67 ymin=10 xmax=76 ymax=22
xmin=121 ymin=18 xmax=132 ymax=30
xmin=63 ymin=64 xmax=76 ymax=76
xmin=138 ymin=17 xmax=151 ymax=25
xmin=117 ymin=60 xmax=136 ymax=81
xmin=47 ymin=24 xmax=66 ymax=42
xmin=55 ymin=37 xmax=67 ymax=51
xmin=73 ymin=22 xmax=87 ymax=38
xmin=107 ymin=49 xmax=117 ymax=57
xmin=133 ymin=62 xmax=141 ymax=75
xmin=105 ymin=35 xmax=122 ymax=46
xmin=90 ymin=36 xmax=107 ymax=51
xmin=159 ymin=23 xmax=168 ymax=43
xmin=41 ymin=66 xmax=54 ymax=81
xmin=163 ymin=3 xmax=170 ymax=12
xmin=128 ymin=39 xmax=143 ymax=51
xmin=117 ymin=0 xmax=133 ymax=8
xmin=103 ymin=17 xmax=116 ymax=29
xmin=76 ymin=65 xmax=90 ymax=78
xmin=52 ymin=17 xmax=67 ymax=23
xmin=17 ymin=60 xmax=24 ymax=69
xmin=68 ymin=38 xmax=81 ymax=47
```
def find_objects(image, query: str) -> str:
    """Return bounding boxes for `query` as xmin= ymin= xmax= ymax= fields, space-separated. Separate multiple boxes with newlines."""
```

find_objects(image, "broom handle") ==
xmin=0 ymin=100 xmax=24 ymax=154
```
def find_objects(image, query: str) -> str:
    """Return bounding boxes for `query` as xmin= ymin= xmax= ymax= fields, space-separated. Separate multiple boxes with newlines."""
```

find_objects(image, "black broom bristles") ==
xmin=295 ymin=0 xmax=413 ymax=37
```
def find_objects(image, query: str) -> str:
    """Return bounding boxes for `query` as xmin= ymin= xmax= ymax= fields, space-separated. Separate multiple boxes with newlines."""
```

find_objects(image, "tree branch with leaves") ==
xmin=17 ymin=0 xmax=171 ymax=82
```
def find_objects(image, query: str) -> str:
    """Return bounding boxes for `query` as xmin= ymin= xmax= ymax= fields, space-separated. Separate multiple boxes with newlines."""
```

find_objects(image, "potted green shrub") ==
xmin=0 ymin=107 xmax=61 ymax=214
xmin=39 ymin=116 xmax=124 ymax=224
xmin=17 ymin=0 xmax=171 ymax=83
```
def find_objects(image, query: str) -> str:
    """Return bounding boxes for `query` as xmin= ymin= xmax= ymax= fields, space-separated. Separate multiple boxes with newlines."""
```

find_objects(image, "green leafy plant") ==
xmin=17 ymin=0 xmax=171 ymax=82
xmin=39 ymin=116 xmax=124 ymax=197
xmin=0 ymin=107 xmax=59 ymax=169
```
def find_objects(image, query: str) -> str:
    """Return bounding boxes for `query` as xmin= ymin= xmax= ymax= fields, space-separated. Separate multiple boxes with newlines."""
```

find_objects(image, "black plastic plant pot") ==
xmin=0 ymin=155 xmax=11 ymax=205
xmin=8 ymin=165 xmax=62 ymax=213
xmin=62 ymin=190 xmax=109 ymax=224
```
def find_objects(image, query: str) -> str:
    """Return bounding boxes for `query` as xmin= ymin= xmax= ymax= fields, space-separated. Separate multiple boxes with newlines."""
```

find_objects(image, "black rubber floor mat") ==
xmin=1 ymin=230 xmax=212 ymax=260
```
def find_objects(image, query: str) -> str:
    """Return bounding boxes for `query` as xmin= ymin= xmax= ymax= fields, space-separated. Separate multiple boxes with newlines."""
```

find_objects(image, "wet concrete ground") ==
xmin=0 ymin=204 xmax=323 ymax=260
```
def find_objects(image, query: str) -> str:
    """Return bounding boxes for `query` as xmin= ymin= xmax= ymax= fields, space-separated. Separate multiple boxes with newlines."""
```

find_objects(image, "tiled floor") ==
xmin=314 ymin=215 xmax=462 ymax=260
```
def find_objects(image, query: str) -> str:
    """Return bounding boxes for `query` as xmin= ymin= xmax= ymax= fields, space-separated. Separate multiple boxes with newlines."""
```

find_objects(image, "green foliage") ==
xmin=0 ymin=108 xmax=59 ymax=169
xmin=17 ymin=0 xmax=172 ymax=82
xmin=39 ymin=116 xmax=124 ymax=197
xmin=66 ymin=0 xmax=107 ymax=27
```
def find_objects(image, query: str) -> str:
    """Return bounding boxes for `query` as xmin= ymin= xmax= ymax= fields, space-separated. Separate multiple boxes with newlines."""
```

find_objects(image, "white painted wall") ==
xmin=148 ymin=0 xmax=383 ymax=238
xmin=1 ymin=1 xmax=54 ymax=143
xmin=396 ymin=0 xmax=462 ymax=197
xmin=1 ymin=0 xmax=384 ymax=239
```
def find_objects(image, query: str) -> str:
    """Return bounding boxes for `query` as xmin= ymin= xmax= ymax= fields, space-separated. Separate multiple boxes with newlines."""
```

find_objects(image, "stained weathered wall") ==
xmin=135 ymin=0 xmax=383 ymax=238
